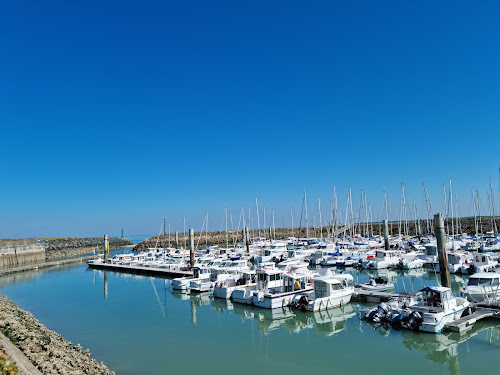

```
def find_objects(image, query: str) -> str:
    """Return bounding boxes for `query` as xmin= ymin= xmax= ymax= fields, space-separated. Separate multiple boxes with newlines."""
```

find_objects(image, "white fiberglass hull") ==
xmin=307 ymin=292 xmax=352 ymax=312
xmin=252 ymin=289 xmax=313 ymax=309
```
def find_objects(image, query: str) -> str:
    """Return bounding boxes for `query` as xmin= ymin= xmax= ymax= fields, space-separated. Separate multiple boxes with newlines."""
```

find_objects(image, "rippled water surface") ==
xmin=0 ymin=253 xmax=499 ymax=375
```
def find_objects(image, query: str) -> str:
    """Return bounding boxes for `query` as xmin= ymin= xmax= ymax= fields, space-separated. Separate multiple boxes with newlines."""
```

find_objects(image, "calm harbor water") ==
xmin=0 ymin=251 xmax=499 ymax=375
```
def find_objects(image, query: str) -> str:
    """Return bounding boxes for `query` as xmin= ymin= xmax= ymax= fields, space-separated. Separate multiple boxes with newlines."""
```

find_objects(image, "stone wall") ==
xmin=0 ymin=241 xmax=46 ymax=268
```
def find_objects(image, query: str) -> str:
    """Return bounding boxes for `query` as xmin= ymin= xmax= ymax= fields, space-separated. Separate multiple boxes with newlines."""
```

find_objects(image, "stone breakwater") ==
xmin=45 ymin=237 xmax=133 ymax=259
xmin=0 ymin=294 xmax=115 ymax=375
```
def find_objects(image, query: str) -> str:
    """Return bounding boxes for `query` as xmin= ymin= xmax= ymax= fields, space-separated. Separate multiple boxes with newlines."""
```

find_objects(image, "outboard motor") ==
xmin=468 ymin=265 xmax=477 ymax=275
xmin=291 ymin=295 xmax=309 ymax=310
xmin=401 ymin=311 xmax=422 ymax=331
xmin=368 ymin=302 xmax=392 ymax=323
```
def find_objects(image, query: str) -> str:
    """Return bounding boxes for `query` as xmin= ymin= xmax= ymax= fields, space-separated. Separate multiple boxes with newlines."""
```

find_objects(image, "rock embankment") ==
xmin=44 ymin=237 xmax=133 ymax=259
xmin=0 ymin=294 xmax=115 ymax=375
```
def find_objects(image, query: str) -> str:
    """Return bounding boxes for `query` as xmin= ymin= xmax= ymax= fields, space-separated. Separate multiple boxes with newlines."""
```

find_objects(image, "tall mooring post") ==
xmin=189 ymin=228 xmax=195 ymax=268
xmin=434 ymin=213 xmax=451 ymax=288
xmin=175 ymin=231 xmax=179 ymax=249
xmin=383 ymin=220 xmax=390 ymax=250
xmin=103 ymin=234 xmax=108 ymax=260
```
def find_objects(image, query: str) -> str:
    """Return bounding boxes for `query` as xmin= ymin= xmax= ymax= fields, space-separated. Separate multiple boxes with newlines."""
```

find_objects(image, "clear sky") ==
xmin=1 ymin=1 xmax=499 ymax=238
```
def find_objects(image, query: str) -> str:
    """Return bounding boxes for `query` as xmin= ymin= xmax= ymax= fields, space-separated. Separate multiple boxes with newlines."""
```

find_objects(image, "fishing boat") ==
xmin=231 ymin=267 xmax=283 ymax=304
xmin=397 ymin=286 xmax=470 ymax=333
xmin=362 ymin=250 xmax=400 ymax=269
xmin=460 ymin=272 xmax=500 ymax=303
xmin=355 ymin=276 xmax=395 ymax=292
xmin=171 ymin=267 xmax=211 ymax=291
xmin=447 ymin=252 xmax=472 ymax=274
xmin=292 ymin=271 xmax=354 ymax=311
xmin=251 ymin=263 xmax=317 ymax=309
xmin=461 ymin=253 xmax=498 ymax=274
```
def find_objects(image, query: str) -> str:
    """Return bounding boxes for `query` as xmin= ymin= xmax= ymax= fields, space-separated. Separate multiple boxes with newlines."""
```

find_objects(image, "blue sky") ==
xmin=1 ymin=1 xmax=499 ymax=238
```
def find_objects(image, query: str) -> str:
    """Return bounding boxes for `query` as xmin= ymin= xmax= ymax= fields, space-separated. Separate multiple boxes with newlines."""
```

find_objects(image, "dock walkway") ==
xmin=445 ymin=307 xmax=500 ymax=333
xmin=86 ymin=261 xmax=192 ymax=278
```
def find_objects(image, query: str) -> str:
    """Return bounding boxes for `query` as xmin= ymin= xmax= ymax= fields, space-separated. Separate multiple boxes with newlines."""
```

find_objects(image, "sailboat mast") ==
xmin=318 ymin=196 xmax=323 ymax=239
xmin=333 ymin=186 xmax=337 ymax=242
xmin=256 ymin=198 xmax=261 ymax=239
xmin=449 ymin=178 xmax=455 ymax=238
xmin=225 ymin=206 xmax=228 ymax=248
xmin=305 ymin=192 xmax=309 ymax=239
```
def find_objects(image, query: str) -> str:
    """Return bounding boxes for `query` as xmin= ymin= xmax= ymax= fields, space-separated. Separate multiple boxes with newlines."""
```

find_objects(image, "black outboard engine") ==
xmin=292 ymin=295 xmax=309 ymax=310
xmin=468 ymin=265 xmax=477 ymax=275
xmin=401 ymin=311 xmax=423 ymax=331
xmin=368 ymin=302 xmax=392 ymax=323
xmin=375 ymin=277 xmax=386 ymax=285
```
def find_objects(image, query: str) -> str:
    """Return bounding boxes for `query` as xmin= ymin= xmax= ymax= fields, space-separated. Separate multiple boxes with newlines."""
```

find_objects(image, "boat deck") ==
xmin=352 ymin=288 xmax=401 ymax=302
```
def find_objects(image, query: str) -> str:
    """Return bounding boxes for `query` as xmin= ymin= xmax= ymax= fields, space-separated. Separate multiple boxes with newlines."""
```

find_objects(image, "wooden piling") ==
xmin=435 ymin=213 xmax=451 ymax=288
xmin=189 ymin=228 xmax=195 ymax=267
xmin=104 ymin=234 xmax=108 ymax=260
xmin=383 ymin=220 xmax=390 ymax=250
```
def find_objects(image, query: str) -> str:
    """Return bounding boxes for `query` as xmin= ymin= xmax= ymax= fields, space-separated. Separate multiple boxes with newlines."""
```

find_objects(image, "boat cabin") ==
xmin=448 ymin=253 xmax=468 ymax=265
xmin=472 ymin=253 xmax=496 ymax=267
xmin=467 ymin=272 xmax=500 ymax=287
xmin=282 ymin=273 xmax=312 ymax=293
xmin=312 ymin=274 xmax=353 ymax=298
xmin=424 ymin=244 xmax=437 ymax=256
xmin=375 ymin=250 xmax=398 ymax=260
xmin=256 ymin=268 xmax=283 ymax=290
xmin=192 ymin=267 xmax=211 ymax=279
xmin=419 ymin=286 xmax=456 ymax=310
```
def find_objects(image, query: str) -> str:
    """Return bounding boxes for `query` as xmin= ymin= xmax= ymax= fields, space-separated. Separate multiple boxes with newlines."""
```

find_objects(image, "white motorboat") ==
xmin=171 ymin=267 xmax=211 ymax=291
xmin=252 ymin=263 xmax=318 ymax=309
xmin=461 ymin=253 xmax=498 ymax=274
xmin=292 ymin=271 xmax=354 ymax=312
xmin=447 ymin=252 xmax=472 ymax=274
xmin=231 ymin=267 xmax=283 ymax=305
xmin=461 ymin=272 xmax=500 ymax=303
xmin=362 ymin=250 xmax=400 ymax=269
xmin=213 ymin=270 xmax=256 ymax=299
xmin=355 ymin=276 xmax=395 ymax=293
xmin=397 ymin=286 xmax=469 ymax=333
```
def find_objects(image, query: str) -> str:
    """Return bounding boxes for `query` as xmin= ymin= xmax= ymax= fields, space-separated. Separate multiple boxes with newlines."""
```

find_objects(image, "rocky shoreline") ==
xmin=44 ymin=237 xmax=133 ymax=260
xmin=0 ymin=294 xmax=115 ymax=374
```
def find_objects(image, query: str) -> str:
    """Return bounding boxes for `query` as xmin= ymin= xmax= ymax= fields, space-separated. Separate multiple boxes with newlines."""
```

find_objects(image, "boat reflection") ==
xmin=230 ymin=301 xmax=356 ymax=337
xmin=366 ymin=318 xmax=500 ymax=375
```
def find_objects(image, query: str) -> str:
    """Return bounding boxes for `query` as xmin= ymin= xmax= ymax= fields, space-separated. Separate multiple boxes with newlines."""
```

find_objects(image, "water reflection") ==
xmin=402 ymin=323 xmax=500 ymax=375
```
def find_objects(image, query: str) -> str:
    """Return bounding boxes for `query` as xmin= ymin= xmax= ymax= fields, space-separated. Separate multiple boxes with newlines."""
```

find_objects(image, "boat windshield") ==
xmin=468 ymin=278 xmax=500 ymax=286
